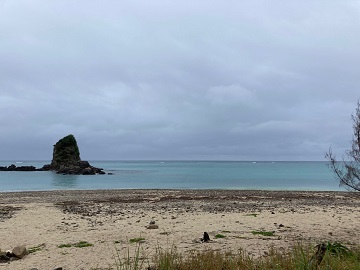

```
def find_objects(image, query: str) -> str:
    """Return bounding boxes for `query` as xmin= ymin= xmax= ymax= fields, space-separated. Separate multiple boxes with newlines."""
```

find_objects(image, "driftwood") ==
xmin=308 ymin=243 xmax=326 ymax=269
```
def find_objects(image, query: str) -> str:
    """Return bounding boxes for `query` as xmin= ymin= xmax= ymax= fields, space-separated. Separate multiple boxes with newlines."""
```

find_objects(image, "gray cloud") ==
xmin=0 ymin=0 xmax=359 ymax=160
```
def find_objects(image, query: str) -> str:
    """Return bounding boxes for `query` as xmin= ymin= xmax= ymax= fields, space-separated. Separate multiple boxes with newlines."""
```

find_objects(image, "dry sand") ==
xmin=0 ymin=189 xmax=360 ymax=270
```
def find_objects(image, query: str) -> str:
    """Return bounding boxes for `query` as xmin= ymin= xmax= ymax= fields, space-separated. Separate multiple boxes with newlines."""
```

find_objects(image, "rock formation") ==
xmin=41 ymin=134 xmax=105 ymax=175
xmin=0 ymin=165 xmax=37 ymax=171
xmin=50 ymin=134 xmax=81 ymax=169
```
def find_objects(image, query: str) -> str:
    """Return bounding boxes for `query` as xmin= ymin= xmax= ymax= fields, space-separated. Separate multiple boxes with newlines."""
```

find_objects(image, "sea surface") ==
xmin=0 ymin=160 xmax=345 ymax=192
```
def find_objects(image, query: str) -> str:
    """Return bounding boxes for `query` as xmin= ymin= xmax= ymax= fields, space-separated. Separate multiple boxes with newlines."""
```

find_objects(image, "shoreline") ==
xmin=1 ymin=189 xmax=360 ymax=269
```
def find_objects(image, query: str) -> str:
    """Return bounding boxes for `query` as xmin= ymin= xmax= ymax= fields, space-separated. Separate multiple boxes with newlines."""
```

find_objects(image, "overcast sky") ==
xmin=1 ymin=1 xmax=360 ymax=161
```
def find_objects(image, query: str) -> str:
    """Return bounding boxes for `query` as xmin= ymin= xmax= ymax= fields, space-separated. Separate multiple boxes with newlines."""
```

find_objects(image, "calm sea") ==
xmin=0 ymin=160 xmax=344 ymax=192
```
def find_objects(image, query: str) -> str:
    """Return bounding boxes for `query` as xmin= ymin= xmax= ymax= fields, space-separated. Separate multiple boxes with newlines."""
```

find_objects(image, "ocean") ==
xmin=0 ymin=160 xmax=345 ymax=192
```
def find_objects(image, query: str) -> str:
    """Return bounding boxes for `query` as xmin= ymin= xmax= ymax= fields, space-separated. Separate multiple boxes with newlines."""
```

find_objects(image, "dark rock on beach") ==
xmin=202 ymin=232 xmax=210 ymax=242
xmin=0 ymin=251 xmax=10 ymax=263
xmin=146 ymin=220 xmax=159 ymax=229
xmin=41 ymin=134 xmax=105 ymax=175
xmin=0 ymin=246 xmax=28 ymax=264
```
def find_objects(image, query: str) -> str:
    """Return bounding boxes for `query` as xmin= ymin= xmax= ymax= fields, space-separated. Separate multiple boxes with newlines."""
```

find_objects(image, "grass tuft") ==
xmin=73 ymin=241 xmax=93 ymax=248
xmin=326 ymin=241 xmax=353 ymax=258
xmin=58 ymin=241 xmax=93 ymax=248
xmin=28 ymin=243 xmax=46 ymax=253
xmin=114 ymin=243 xmax=150 ymax=270
xmin=58 ymin=243 xmax=72 ymax=248
xmin=245 ymin=213 xmax=258 ymax=217
xmin=111 ymin=242 xmax=360 ymax=270
xmin=129 ymin=238 xmax=145 ymax=243
xmin=251 ymin=230 xmax=275 ymax=237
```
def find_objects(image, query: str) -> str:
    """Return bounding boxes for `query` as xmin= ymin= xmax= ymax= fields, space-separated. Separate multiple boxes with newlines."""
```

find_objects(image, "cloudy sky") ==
xmin=1 ymin=1 xmax=359 ymax=161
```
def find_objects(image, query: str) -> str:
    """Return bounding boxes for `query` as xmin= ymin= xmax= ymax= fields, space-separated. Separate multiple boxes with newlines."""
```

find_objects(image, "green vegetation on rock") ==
xmin=51 ymin=134 xmax=80 ymax=168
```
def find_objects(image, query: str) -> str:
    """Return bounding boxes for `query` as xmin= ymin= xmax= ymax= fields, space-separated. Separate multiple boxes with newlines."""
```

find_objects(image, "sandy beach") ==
xmin=0 ymin=189 xmax=360 ymax=269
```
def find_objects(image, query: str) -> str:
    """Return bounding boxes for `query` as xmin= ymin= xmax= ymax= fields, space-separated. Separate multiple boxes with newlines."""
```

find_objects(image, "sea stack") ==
xmin=42 ymin=134 xmax=105 ymax=175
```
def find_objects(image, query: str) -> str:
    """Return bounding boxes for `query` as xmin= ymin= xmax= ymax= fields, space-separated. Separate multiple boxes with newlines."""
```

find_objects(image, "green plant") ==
xmin=251 ymin=230 xmax=275 ymax=237
xmin=245 ymin=213 xmax=258 ymax=217
xmin=153 ymin=245 xmax=180 ymax=270
xmin=114 ymin=243 xmax=150 ymax=270
xmin=326 ymin=242 xmax=353 ymax=258
xmin=129 ymin=238 xmax=145 ymax=243
xmin=58 ymin=243 xmax=72 ymax=248
xmin=215 ymin=234 xmax=226 ymax=239
xmin=28 ymin=243 xmax=46 ymax=253
xmin=326 ymin=99 xmax=360 ymax=191
xmin=74 ymin=241 xmax=93 ymax=248
xmin=111 ymin=242 xmax=360 ymax=270
xmin=58 ymin=241 xmax=93 ymax=248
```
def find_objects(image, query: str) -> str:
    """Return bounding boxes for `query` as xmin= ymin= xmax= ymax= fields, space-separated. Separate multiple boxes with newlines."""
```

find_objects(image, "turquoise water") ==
xmin=0 ymin=160 xmax=344 ymax=192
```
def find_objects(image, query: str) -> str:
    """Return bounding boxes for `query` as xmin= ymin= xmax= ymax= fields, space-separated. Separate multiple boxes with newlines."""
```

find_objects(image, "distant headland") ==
xmin=0 ymin=134 xmax=105 ymax=175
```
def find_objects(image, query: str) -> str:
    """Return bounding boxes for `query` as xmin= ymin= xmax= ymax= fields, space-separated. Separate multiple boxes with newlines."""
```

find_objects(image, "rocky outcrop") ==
xmin=41 ymin=135 xmax=105 ymax=175
xmin=0 ymin=165 xmax=37 ymax=171
xmin=54 ymin=160 xmax=105 ymax=175
xmin=50 ymin=134 xmax=81 ymax=169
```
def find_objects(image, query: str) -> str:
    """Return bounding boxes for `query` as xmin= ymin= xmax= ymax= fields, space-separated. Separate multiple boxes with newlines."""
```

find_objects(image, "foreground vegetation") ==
xmin=113 ymin=242 xmax=360 ymax=270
